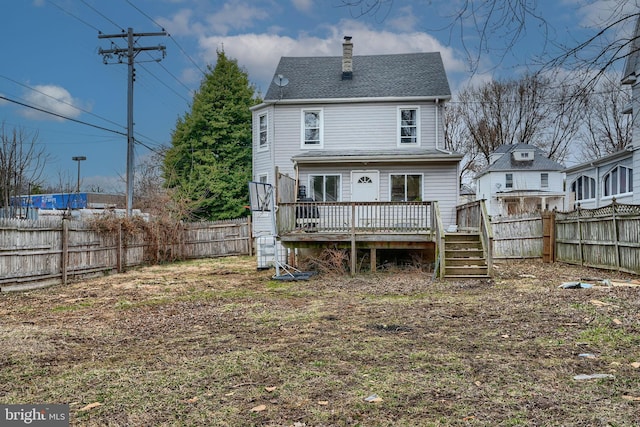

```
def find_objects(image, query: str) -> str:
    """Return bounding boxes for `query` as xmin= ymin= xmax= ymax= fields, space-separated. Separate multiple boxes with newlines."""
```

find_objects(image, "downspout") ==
xmin=434 ymin=98 xmax=452 ymax=155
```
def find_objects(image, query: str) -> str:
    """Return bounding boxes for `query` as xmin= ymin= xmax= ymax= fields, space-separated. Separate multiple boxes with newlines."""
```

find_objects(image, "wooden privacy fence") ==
xmin=0 ymin=217 xmax=251 ymax=291
xmin=491 ymin=214 xmax=543 ymax=259
xmin=555 ymin=202 xmax=640 ymax=275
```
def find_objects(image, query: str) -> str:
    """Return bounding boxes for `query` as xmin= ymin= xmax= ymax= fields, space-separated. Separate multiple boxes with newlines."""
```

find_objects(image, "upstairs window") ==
xmin=505 ymin=173 xmax=513 ymax=189
xmin=398 ymin=107 xmax=419 ymax=145
xmin=604 ymin=166 xmax=633 ymax=197
xmin=258 ymin=113 xmax=268 ymax=149
xmin=541 ymin=173 xmax=549 ymax=188
xmin=302 ymin=109 xmax=323 ymax=147
xmin=390 ymin=174 xmax=422 ymax=201
xmin=571 ymin=175 xmax=596 ymax=201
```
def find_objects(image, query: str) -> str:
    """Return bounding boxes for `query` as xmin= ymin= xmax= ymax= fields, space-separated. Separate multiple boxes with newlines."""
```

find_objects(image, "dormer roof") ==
xmin=476 ymin=143 xmax=565 ymax=178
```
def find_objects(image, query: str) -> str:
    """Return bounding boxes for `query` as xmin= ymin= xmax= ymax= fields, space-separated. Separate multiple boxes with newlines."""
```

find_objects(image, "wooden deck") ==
xmin=277 ymin=200 xmax=435 ymax=248
xmin=276 ymin=201 xmax=437 ymax=273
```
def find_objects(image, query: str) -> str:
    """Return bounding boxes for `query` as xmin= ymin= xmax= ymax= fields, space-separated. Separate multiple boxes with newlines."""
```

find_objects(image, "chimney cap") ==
xmin=344 ymin=36 xmax=352 ymax=42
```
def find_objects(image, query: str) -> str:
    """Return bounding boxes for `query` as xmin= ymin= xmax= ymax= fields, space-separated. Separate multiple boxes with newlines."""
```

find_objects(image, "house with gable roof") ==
xmin=474 ymin=143 xmax=566 ymax=217
xmin=250 ymin=37 xmax=467 ymax=274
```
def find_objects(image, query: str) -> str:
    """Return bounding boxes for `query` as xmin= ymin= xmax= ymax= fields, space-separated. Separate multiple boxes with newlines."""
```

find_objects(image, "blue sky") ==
xmin=0 ymin=0 xmax=631 ymax=193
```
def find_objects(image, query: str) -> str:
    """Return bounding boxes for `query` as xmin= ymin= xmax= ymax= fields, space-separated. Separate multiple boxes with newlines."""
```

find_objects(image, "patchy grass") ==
xmin=1 ymin=257 xmax=640 ymax=426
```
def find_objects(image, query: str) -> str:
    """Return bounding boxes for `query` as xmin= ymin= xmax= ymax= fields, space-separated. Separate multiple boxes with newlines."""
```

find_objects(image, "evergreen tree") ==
xmin=164 ymin=51 xmax=260 ymax=221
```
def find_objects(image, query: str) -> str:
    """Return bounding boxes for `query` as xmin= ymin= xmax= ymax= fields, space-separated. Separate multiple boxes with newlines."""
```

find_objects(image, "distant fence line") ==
xmin=0 ymin=216 xmax=251 ymax=291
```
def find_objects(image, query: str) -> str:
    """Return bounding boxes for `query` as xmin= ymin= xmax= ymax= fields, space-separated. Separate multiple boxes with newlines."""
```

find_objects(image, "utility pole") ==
xmin=98 ymin=28 xmax=166 ymax=216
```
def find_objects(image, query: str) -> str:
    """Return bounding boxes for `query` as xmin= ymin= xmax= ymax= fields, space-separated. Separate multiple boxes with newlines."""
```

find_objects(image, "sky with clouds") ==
xmin=0 ymin=0 xmax=632 ymax=192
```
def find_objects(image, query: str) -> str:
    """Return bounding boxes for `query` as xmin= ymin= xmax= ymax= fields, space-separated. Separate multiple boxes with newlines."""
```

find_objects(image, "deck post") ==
xmin=370 ymin=248 xmax=376 ymax=272
xmin=350 ymin=203 xmax=357 ymax=275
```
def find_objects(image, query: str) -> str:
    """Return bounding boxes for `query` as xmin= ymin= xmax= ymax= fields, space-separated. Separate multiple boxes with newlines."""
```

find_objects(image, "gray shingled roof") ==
xmin=476 ymin=144 xmax=565 ymax=178
xmin=264 ymin=52 xmax=451 ymax=101
xmin=623 ymin=16 xmax=640 ymax=84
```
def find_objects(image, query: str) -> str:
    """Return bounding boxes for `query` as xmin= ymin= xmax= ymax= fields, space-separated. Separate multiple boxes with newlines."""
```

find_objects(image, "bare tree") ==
xmin=579 ymin=73 xmax=632 ymax=161
xmin=0 ymin=122 xmax=49 ymax=216
xmin=134 ymin=149 xmax=170 ymax=216
xmin=452 ymin=73 xmax=585 ymax=166
xmin=443 ymin=102 xmax=481 ymax=184
xmin=340 ymin=0 xmax=639 ymax=81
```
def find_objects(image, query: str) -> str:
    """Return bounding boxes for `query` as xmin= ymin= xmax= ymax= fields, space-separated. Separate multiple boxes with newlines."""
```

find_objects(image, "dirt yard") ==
xmin=1 ymin=257 xmax=639 ymax=426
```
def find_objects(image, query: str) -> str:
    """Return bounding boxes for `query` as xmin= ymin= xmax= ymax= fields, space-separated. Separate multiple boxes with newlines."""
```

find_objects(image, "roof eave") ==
xmin=261 ymin=95 xmax=452 ymax=105
xmin=293 ymin=153 xmax=463 ymax=164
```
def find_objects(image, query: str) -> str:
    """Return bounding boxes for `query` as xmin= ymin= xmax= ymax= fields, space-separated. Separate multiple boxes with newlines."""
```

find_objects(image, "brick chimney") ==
xmin=342 ymin=36 xmax=353 ymax=80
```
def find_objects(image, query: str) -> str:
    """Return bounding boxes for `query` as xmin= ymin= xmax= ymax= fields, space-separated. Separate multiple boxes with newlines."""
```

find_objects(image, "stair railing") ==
xmin=433 ymin=201 xmax=446 ymax=278
xmin=479 ymin=199 xmax=493 ymax=276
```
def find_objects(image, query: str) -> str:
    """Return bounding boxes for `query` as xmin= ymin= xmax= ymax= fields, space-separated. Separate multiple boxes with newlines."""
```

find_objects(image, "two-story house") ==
xmin=475 ymin=144 xmax=566 ymax=217
xmin=250 ymin=37 xmax=463 ymax=273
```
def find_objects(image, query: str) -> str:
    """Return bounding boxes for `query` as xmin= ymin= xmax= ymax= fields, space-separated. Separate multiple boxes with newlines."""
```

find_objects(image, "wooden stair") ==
xmin=443 ymin=232 xmax=490 ymax=278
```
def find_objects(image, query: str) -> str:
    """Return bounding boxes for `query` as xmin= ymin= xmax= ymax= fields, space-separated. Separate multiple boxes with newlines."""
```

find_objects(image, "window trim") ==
xmin=389 ymin=173 xmax=424 ymax=202
xmin=603 ymin=165 xmax=633 ymax=198
xmin=397 ymin=106 xmax=421 ymax=147
xmin=301 ymin=108 xmax=324 ymax=149
xmin=258 ymin=112 xmax=268 ymax=151
xmin=308 ymin=174 xmax=341 ymax=201
xmin=505 ymin=173 xmax=513 ymax=189
xmin=541 ymin=173 xmax=549 ymax=189
xmin=571 ymin=175 xmax=596 ymax=201
xmin=258 ymin=173 xmax=268 ymax=184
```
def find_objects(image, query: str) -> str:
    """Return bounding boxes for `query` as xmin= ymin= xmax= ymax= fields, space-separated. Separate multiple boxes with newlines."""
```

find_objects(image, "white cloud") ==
xmin=21 ymin=85 xmax=85 ymax=121
xmin=291 ymin=0 xmax=314 ymax=13
xmin=206 ymin=2 xmax=269 ymax=36
xmin=387 ymin=6 xmax=419 ymax=32
xmin=198 ymin=19 xmax=467 ymax=92
xmin=156 ymin=9 xmax=205 ymax=37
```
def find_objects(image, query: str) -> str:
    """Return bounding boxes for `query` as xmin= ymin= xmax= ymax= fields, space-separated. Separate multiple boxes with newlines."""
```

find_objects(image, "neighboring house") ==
xmin=250 ymin=37 xmax=462 ymax=271
xmin=474 ymin=144 xmax=566 ymax=217
xmin=564 ymin=149 xmax=634 ymax=210
xmin=621 ymin=15 xmax=640 ymax=205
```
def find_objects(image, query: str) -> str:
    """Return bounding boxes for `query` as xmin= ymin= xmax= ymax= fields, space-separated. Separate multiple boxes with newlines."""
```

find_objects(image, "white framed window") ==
xmin=397 ymin=107 xmax=420 ymax=146
xmin=603 ymin=166 xmax=633 ymax=197
xmin=571 ymin=175 xmax=596 ymax=201
xmin=258 ymin=113 xmax=268 ymax=150
xmin=541 ymin=173 xmax=549 ymax=188
xmin=390 ymin=173 xmax=422 ymax=201
xmin=302 ymin=109 xmax=323 ymax=148
xmin=505 ymin=173 xmax=513 ymax=189
xmin=258 ymin=173 xmax=268 ymax=184
xmin=309 ymin=174 xmax=340 ymax=201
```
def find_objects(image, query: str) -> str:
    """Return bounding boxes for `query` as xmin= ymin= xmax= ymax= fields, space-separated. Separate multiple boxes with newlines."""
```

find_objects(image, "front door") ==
xmin=351 ymin=171 xmax=379 ymax=201
xmin=351 ymin=171 xmax=379 ymax=228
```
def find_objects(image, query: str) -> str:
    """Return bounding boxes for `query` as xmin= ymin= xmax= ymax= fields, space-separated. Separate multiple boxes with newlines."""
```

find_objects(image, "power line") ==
xmin=125 ymin=0 xmax=207 ymax=76
xmin=0 ymin=95 xmax=127 ymax=136
xmin=45 ymin=0 xmax=102 ymax=33
xmin=0 ymin=74 xmax=127 ymax=131
xmin=79 ymin=0 xmax=125 ymax=32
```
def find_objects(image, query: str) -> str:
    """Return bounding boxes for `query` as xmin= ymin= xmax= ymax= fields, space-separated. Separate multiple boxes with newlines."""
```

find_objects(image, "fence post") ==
xmin=577 ymin=205 xmax=583 ymax=266
xmin=612 ymin=198 xmax=620 ymax=271
xmin=61 ymin=218 xmax=69 ymax=285
xmin=542 ymin=211 xmax=555 ymax=263
xmin=117 ymin=222 xmax=123 ymax=273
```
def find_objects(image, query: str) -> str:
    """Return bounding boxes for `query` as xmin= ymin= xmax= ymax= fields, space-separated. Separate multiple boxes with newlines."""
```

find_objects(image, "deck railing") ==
xmin=277 ymin=201 xmax=434 ymax=235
